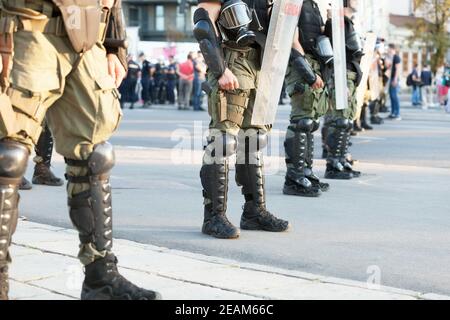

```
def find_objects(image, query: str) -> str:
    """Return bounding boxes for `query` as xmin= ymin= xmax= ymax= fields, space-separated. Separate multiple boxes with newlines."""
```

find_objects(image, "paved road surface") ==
xmin=19 ymin=104 xmax=450 ymax=295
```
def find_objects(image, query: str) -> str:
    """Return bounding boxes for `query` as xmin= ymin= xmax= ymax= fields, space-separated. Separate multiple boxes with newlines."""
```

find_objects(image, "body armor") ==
xmin=298 ymin=0 xmax=324 ymax=54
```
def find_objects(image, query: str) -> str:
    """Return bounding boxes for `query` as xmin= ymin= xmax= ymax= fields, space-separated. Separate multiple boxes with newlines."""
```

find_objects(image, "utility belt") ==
xmin=16 ymin=13 xmax=108 ymax=42
xmin=224 ymin=44 xmax=260 ymax=60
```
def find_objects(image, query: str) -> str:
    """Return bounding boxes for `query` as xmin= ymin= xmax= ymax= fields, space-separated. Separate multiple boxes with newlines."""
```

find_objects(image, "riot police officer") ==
xmin=283 ymin=0 xmax=332 ymax=197
xmin=0 ymin=0 xmax=161 ymax=300
xmin=322 ymin=0 xmax=363 ymax=180
xmin=193 ymin=0 xmax=291 ymax=239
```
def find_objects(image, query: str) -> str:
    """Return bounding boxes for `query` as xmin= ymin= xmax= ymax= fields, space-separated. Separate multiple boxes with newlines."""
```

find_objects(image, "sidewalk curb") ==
xmin=9 ymin=220 xmax=449 ymax=300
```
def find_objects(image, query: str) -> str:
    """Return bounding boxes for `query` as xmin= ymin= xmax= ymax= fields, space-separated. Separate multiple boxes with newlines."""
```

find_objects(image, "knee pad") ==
xmin=238 ymin=130 xmax=268 ymax=153
xmin=335 ymin=118 xmax=350 ymax=129
xmin=0 ymin=140 xmax=29 ymax=183
xmin=88 ymin=142 xmax=115 ymax=175
xmin=204 ymin=132 xmax=237 ymax=163
xmin=311 ymin=120 xmax=320 ymax=133
xmin=293 ymin=118 xmax=314 ymax=132
xmin=65 ymin=142 xmax=115 ymax=183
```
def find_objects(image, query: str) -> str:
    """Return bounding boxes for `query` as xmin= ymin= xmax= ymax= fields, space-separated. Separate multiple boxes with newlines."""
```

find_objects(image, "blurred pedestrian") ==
xmin=436 ymin=65 xmax=448 ymax=106
xmin=420 ymin=64 xmax=433 ymax=109
xmin=167 ymin=56 xmax=178 ymax=105
xmin=119 ymin=55 xmax=140 ymax=109
xmin=178 ymin=52 xmax=196 ymax=110
xmin=387 ymin=44 xmax=402 ymax=120
xmin=410 ymin=64 xmax=422 ymax=106
xmin=192 ymin=52 xmax=207 ymax=111
xmin=139 ymin=53 xmax=155 ymax=107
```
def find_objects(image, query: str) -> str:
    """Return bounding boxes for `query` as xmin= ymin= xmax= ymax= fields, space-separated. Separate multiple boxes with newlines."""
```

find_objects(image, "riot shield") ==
xmin=356 ymin=32 xmax=377 ymax=110
xmin=251 ymin=0 xmax=304 ymax=126
xmin=331 ymin=0 xmax=348 ymax=111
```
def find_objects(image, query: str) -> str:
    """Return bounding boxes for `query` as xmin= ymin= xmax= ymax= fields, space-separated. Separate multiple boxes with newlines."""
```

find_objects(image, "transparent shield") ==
xmin=252 ymin=0 xmax=304 ymax=125
xmin=331 ymin=0 xmax=348 ymax=111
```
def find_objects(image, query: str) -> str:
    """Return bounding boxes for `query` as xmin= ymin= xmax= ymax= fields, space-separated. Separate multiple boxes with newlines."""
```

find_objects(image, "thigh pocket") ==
xmin=223 ymin=90 xmax=250 ymax=126
xmin=95 ymin=75 xmax=122 ymax=135
xmin=314 ymin=88 xmax=328 ymax=117
xmin=7 ymin=87 xmax=47 ymax=141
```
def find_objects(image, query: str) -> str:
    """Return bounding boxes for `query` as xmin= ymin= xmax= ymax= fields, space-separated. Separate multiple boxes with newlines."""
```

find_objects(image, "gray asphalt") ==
xmin=19 ymin=103 xmax=450 ymax=296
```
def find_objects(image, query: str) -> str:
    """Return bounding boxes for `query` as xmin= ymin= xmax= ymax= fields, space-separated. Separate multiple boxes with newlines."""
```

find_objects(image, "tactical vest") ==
xmin=298 ymin=0 xmax=323 ymax=54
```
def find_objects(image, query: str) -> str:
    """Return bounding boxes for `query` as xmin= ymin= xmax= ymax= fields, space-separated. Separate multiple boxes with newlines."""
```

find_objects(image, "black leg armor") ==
xmin=0 ymin=140 xmax=29 ymax=300
xmin=66 ymin=142 xmax=161 ymax=300
xmin=305 ymin=120 xmax=330 ymax=191
xmin=200 ymin=133 xmax=240 ymax=239
xmin=236 ymin=131 xmax=290 ymax=232
xmin=324 ymin=119 xmax=353 ymax=180
xmin=342 ymin=125 xmax=361 ymax=178
xmin=283 ymin=119 xmax=321 ymax=197
xmin=32 ymin=124 xmax=64 ymax=186
xmin=65 ymin=142 xmax=115 ymax=254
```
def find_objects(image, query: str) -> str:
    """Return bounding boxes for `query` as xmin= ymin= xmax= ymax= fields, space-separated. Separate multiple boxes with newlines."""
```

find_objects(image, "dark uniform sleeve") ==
xmin=104 ymin=0 xmax=128 ymax=71
xmin=193 ymin=2 xmax=227 ymax=79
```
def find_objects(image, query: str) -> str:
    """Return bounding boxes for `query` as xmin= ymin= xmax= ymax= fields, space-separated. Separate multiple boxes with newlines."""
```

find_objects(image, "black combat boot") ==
xmin=324 ymin=120 xmax=353 ymax=180
xmin=360 ymin=104 xmax=373 ymax=130
xmin=353 ymin=119 xmax=363 ymax=132
xmin=283 ymin=120 xmax=321 ymax=197
xmin=0 ymin=140 xmax=29 ymax=301
xmin=81 ymin=254 xmax=161 ymax=300
xmin=32 ymin=125 xmax=64 ymax=186
xmin=19 ymin=177 xmax=32 ymax=190
xmin=201 ymin=162 xmax=240 ymax=239
xmin=236 ymin=133 xmax=290 ymax=232
xmin=237 ymin=160 xmax=291 ymax=232
xmin=370 ymin=115 xmax=384 ymax=125
xmin=66 ymin=142 xmax=162 ymax=300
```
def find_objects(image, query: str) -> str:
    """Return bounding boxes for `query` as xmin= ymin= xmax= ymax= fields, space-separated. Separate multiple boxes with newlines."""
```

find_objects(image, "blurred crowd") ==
xmin=119 ymin=51 xmax=207 ymax=111
xmin=408 ymin=62 xmax=450 ymax=111
xmin=118 ymin=41 xmax=450 ymax=121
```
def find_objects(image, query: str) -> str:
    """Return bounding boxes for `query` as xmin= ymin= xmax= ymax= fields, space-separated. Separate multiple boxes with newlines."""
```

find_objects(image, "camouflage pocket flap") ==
xmin=95 ymin=76 xmax=119 ymax=99
xmin=95 ymin=75 xmax=116 ymax=91
xmin=236 ymin=75 xmax=255 ymax=90
xmin=11 ymin=69 xmax=60 ymax=93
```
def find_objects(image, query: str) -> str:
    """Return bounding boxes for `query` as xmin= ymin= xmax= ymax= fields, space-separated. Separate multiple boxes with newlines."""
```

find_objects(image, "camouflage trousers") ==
xmin=285 ymin=54 xmax=329 ymax=121
xmin=0 ymin=15 xmax=122 ymax=265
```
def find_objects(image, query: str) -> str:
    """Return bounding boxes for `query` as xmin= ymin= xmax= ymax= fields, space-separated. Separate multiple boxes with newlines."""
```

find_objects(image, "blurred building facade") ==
xmin=122 ymin=0 xmax=448 ymax=73
xmin=122 ymin=0 xmax=196 ymax=42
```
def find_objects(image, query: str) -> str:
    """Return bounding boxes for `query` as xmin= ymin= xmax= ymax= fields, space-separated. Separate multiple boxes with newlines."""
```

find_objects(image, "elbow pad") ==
xmin=104 ymin=0 xmax=128 ymax=71
xmin=193 ymin=8 xmax=227 ymax=79
xmin=346 ymin=31 xmax=364 ymax=59
xmin=290 ymin=49 xmax=317 ymax=86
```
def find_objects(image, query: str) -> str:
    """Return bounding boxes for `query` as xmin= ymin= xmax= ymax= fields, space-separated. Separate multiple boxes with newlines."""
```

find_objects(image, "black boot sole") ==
xmin=240 ymin=219 xmax=291 ymax=232
xmin=283 ymin=184 xmax=321 ymax=197
xmin=315 ymin=182 xmax=330 ymax=192
xmin=324 ymin=171 xmax=353 ymax=180
xmin=32 ymin=178 xmax=64 ymax=186
xmin=81 ymin=285 xmax=162 ymax=300
xmin=346 ymin=170 xmax=361 ymax=178
xmin=201 ymin=226 xmax=240 ymax=239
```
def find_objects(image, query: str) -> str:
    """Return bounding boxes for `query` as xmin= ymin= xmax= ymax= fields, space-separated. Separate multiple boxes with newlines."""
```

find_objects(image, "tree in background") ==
xmin=409 ymin=0 xmax=450 ymax=73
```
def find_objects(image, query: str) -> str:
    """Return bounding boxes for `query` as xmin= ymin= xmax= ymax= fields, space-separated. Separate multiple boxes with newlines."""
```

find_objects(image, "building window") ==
xmin=140 ymin=7 xmax=149 ymax=31
xmin=156 ymin=5 xmax=165 ymax=31
xmin=129 ymin=7 xmax=139 ymax=27
xmin=176 ymin=8 xmax=185 ymax=31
